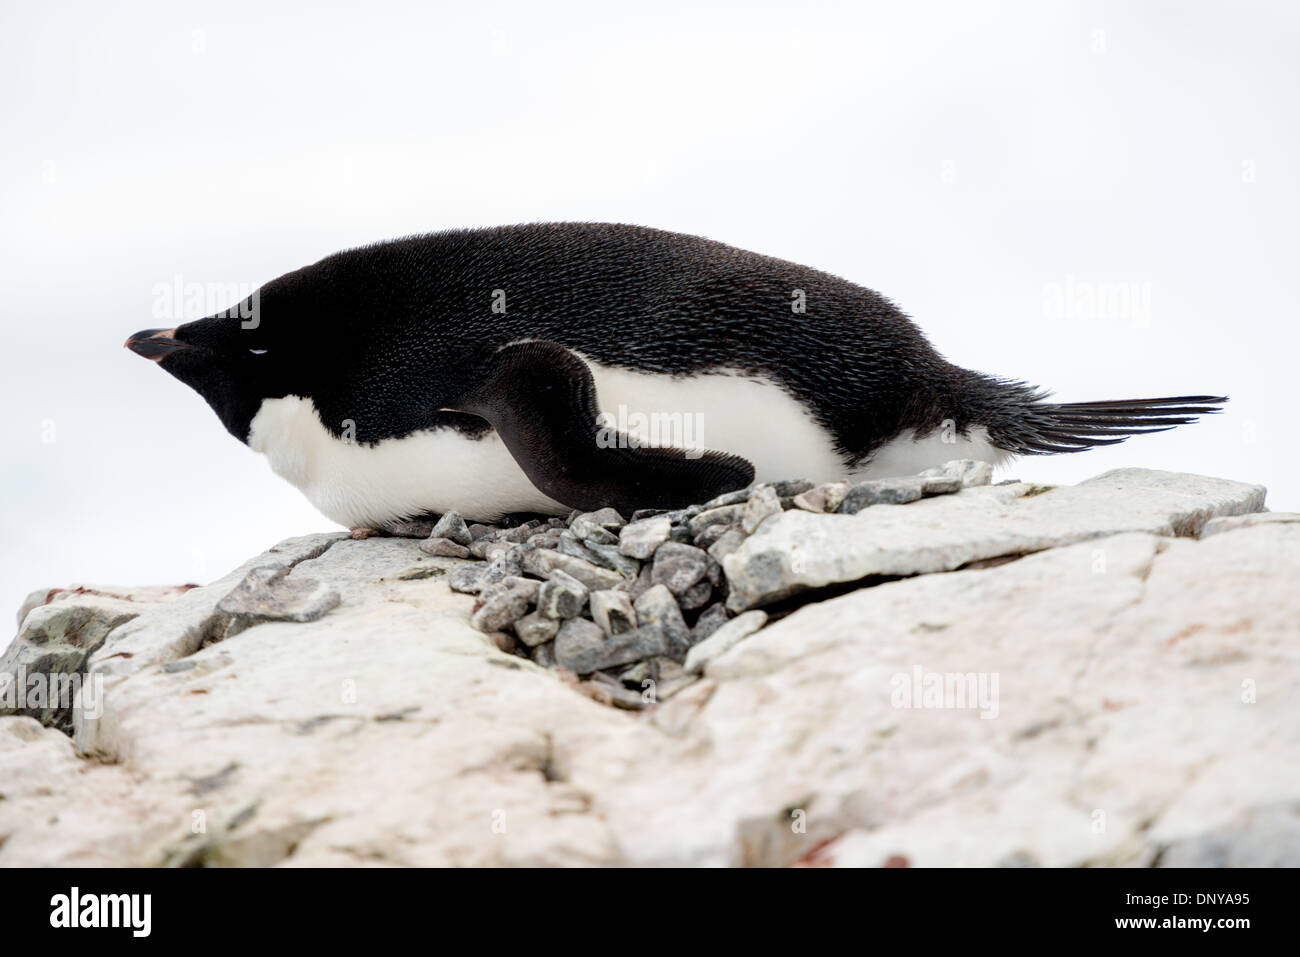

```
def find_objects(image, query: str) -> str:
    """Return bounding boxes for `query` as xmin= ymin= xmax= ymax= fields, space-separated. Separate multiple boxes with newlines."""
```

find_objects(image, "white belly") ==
xmin=246 ymin=357 xmax=1002 ymax=527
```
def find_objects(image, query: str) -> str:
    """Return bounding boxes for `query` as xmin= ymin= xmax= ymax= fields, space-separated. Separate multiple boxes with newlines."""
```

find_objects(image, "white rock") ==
xmin=683 ymin=611 xmax=768 ymax=674
xmin=1 ymin=470 xmax=1295 ymax=868
xmin=724 ymin=469 xmax=1266 ymax=610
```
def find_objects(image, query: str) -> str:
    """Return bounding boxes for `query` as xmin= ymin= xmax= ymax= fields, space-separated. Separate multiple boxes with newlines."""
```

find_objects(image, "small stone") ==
xmin=741 ymin=485 xmax=782 ymax=533
xmin=624 ymin=562 xmax=656 ymax=603
xmin=495 ymin=524 xmax=535 ymax=544
xmin=792 ymin=481 xmax=851 ymax=513
xmin=618 ymin=515 xmax=673 ymax=559
xmin=667 ymin=523 xmax=694 ymax=544
xmin=554 ymin=617 xmax=606 ymax=673
xmin=526 ymin=528 xmax=564 ymax=549
xmin=692 ymin=603 xmax=730 ymax=643
xmin=471 ymin=577 xmax=538 ymax=632
xmin=418 ymin=537 xmax=471 ymax=558
xmin=629 ymin=508 xmax=668 ymax=522
xmin=556 ymin=621 xmax=668 ymax=674
xmin=584 ymin=542 xmax=642 ymax=579
xmin=953 ymin=459 xmax=994 ymax=487
xmin=514 ymin=611 xmax=560 ymax=647
xmin=837 ymin=478 xmax=925 ymax=514
xmin=467 ymin=523 xmax=497 ymax=541
xmin=678 ymin=580 xmax=712 ymax=611
xmin=590 ymin=590 xmax=637 ymax=636
xmin=692 ymin=523 xmax=731 ymax=551
xmin=430 ymin=511 xmax=473 ymax=546
xmin=569 ymin=515 xmax=620 ymax=546
xmin=700 ymin=488 xmax=753 ymax=510
xmin=651 ymin=542 xmax=711 ymax=596
xmin=688 ymin=504 xmax=745 ymax=537
xmin=531 ymin=640 xmax=556 ymax=667
xmin=618 ymin=659 xmax=655 ymax=685
xmin=555 ymin=532 xmax=602 ymax=564
xmin=447 ymin=563 xmax=489 ymax=594
xmin=537 ymin=569 xmax=589 ymax=619
xmin=768 ymin=479 xmax=813 ymax=496
xmin=521 ymin=548 xmax=623 ymax=591
xmin=684 ymin=610 xmax=768 ymax=674
xmin=578 ymin=507 xmax=626 ymax=530
xmin=481 ymin=545 xmax=532 ymax=587
xmin=633 ymin=584 xmax=691 ymax=660
xmin=661 ymin=505 xmax=703 ymax=524
xmin=707 ymin=528 xmax=748 ymax=563
xmin=582 ymin=672 xmax=651 ymax=710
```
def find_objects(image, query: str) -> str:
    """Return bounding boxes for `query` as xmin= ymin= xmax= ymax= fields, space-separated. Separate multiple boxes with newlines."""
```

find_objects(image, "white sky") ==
xmin=2 ymin=0 xmax=1297 ymax=623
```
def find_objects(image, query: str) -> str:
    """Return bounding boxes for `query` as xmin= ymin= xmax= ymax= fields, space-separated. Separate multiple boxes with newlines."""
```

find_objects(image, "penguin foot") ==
xmin=349 ymin=526 xmax=385 ymax=540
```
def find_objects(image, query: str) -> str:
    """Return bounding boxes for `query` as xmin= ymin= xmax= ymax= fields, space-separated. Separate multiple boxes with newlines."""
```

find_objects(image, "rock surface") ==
xmin=1 ymin=467 xmax=1296 ymax=867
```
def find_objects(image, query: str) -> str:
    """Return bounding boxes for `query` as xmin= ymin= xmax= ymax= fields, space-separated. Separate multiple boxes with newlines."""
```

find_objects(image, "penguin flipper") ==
xmin=450 ymin=341 xmax=755 ymax=514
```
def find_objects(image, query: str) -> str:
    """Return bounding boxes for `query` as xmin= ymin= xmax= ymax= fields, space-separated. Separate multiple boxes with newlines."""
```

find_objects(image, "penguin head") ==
xmin=125 ymin=278 xmax=309 ymax=443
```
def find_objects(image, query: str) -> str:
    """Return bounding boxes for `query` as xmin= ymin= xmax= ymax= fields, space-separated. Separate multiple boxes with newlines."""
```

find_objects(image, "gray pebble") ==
xmin=792 ymin=481 xmax=851 ymax=513
xmin=555 ymin=531 xmax=602 ymax=564
xmin=526 ymin=528 xmax=564 ymax=549
xmin=688 ymin=504 xmax=745 ymax=537
xmin=569 ymin=515 xmax=620 ymax=546
xmin=557 ymin=620 xmax=668 ymax=674
xmin=684 ymin=610 xmax=768 ymax=674
xmin=537 ymin=569 xmax=589 ymax=619
xmin=651 ymin=542 xmax=710 ymax=595
xmin=481 ymin=545 xmax=532 ymax=587
xmin=768 ymin=479 xmax=813 ymax=497
xmin=707 ymin=528 xmax=748 ymax=563
xmin=700 ymin=488 xmax=753 ymax=510
xmin=447 ymin=563 xmax=489 ymax=594
xmin=522 ymin=548 xmax=624 ymax=592
xmin=692 ymin=603 xmax=731 ymax=643
xmin=678 ymin=580 xmax=713 ymax=611
xmin=513 ymin=610 xmax=560 ymax=647
xmin=624 ymin=562 xmax=656 ymax=603
xmin=467 ymin=523 xmax=497 ymax=542
xmin=741 ymin=485 xmax=782 ymax=533
xmin=633 ymin=584 xmax=691 ymax=660
xmin=419 ymin=537 xmax=471 ymax=558
xmin=584 ymin=541 xmax=642 ymax=579
xmin=590 ymin=589 xmax=637 ymax=636
xmin=471 ymin=577 xmax=538 ymax=632
xmin=431 ymin=510 xmax=473 ymax=546
xmin=532 ymin=640 xmax=557 ymax=667
xmin=692 ymin=523 xmax=731 ymax=551
xmin=618 ymin=515 xmax=672 ymax=559
xmin=577 ymin=507 xmax=626 ymax=530
xmin=837 ymin=478 xmax=925 ymax=514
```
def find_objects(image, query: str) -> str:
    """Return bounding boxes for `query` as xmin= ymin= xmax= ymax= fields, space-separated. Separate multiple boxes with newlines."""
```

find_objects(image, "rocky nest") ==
xmin=376 ymin=460 xmax=996 ymax=708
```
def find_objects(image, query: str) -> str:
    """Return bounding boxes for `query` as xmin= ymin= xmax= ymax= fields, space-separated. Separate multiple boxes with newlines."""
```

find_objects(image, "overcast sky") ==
xmin=2 ymin=0 xmax=1297 ymax=624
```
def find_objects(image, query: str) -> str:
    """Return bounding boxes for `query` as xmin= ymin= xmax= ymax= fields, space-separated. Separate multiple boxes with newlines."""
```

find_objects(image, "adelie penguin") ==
xmin=126 ymin=222 xmax=1225 ymax=531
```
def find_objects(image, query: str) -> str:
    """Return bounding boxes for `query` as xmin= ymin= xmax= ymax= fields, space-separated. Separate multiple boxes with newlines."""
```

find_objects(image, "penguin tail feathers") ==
xmin=975 ymin=384 xmax=1228 ymax=456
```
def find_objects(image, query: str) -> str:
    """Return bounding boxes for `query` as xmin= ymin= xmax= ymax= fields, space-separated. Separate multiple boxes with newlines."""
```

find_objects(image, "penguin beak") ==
xmin=125 ymin=328 xmax=188 ymax=361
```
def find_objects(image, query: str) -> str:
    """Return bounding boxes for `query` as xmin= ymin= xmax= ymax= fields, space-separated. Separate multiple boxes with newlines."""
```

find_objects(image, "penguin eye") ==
xmin=249 ymin=348 xmax=268 ymax=355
